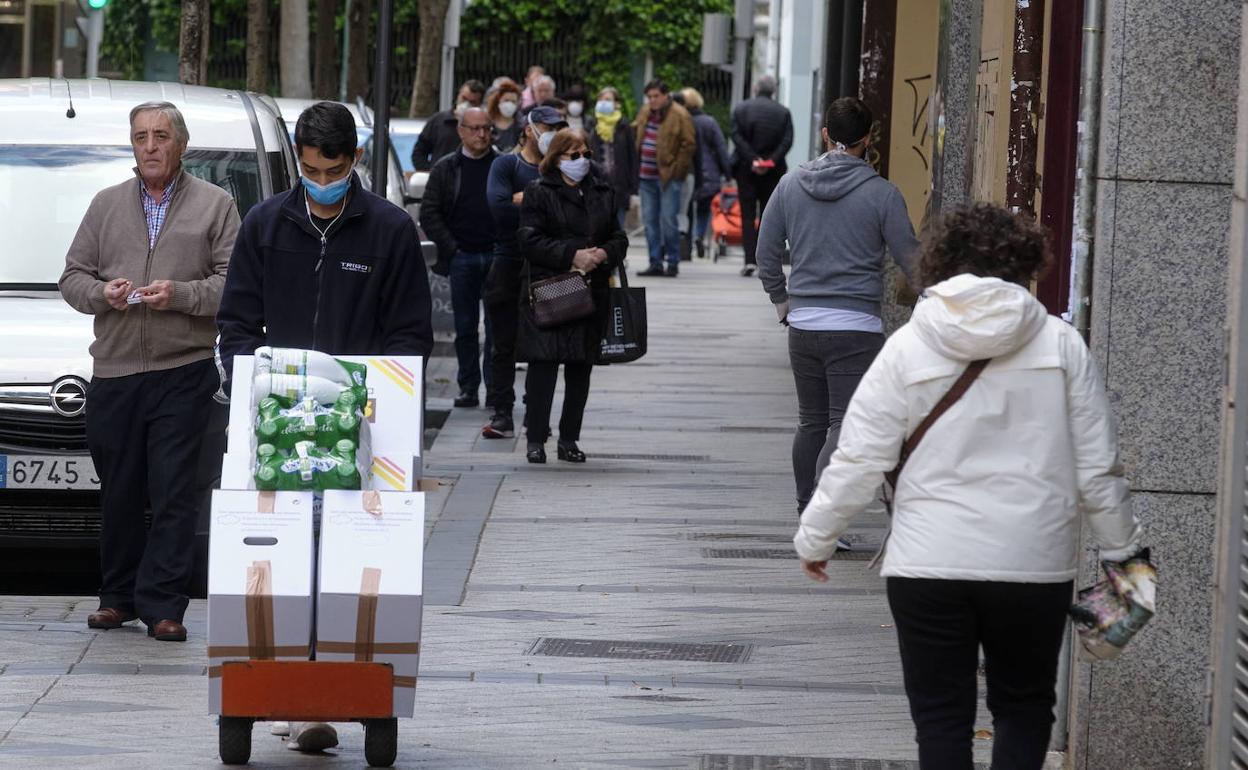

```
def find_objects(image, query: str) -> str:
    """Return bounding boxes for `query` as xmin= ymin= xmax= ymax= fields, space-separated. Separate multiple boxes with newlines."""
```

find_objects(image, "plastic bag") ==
xmin=254 ymin=439 xmax=364 ymax=491
xmin=1069 ymin=549 xmax=1157 ymax=662
xmin=251 ymin=347 xmax=368 ymax=407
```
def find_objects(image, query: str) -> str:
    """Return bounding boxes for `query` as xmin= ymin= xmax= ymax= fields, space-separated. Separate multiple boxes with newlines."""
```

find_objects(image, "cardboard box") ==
xmin=224 ymin=354 xmax=424 ymax=491
xmin=316 ymin=489 xmax=424 ymax=716
xmin=207 ymin=490 xmax=315 ymax=714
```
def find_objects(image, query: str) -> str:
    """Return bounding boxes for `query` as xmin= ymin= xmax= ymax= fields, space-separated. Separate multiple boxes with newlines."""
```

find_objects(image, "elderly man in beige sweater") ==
xmin=59 ymin=101 xmax=239 ymax=643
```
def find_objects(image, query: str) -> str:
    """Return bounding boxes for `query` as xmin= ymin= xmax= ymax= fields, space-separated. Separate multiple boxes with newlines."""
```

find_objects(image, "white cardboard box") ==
xmin=207 ymin=490 xmax=315 ymax=714
xmin=316 ymin=489 xmax=424 ymax=716
xmin=223 ymin=354 xmax=424 ymax=491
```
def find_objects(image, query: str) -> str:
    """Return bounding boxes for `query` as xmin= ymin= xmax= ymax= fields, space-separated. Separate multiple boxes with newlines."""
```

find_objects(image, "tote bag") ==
xmin=598 ymin=265 xmax=647 ymax=364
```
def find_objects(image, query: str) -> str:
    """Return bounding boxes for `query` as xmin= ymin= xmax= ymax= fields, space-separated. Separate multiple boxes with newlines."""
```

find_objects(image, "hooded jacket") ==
xmin=794 ymin=275 xmax=1142 ymax=582
xmin=756 ymin=152 xmax=918 ymax=318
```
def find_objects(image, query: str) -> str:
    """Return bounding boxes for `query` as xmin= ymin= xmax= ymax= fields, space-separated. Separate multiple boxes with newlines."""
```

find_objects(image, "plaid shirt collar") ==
xmin=138 ymin=172 xmax=179 ymax=249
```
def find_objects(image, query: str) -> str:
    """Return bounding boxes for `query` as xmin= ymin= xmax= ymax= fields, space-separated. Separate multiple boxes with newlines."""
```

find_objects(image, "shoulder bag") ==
xmin=868 ymin=358 xmax=990 ymax=568
xmin=530 ymin=270 xmax=595 ymax=329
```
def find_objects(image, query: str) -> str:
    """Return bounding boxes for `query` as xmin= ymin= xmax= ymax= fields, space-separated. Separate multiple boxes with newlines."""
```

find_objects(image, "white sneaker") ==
xmin=270 ymin=721 xmax=291 ymax=736
xmin=287 ymin=722 xmax=339 ymax=752
xmin=835 ymin=538 xmax=852 ymax=551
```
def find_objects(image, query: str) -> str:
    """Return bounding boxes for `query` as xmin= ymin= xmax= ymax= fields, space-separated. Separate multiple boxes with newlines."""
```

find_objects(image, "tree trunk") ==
xmin=314 ymin=0 xmax=338 ymax=99
xmin=411 ymin=0 xmax=448 ymax=116
xmin=246 ymin=0 xmax=270 ymax=93
xmin=345 ymin=0 xmax=371 ymax=101
xmin=178 ymin=0 xmax=209 ymax=85
xmin=280 ymin=0 xmax=313 ymax=98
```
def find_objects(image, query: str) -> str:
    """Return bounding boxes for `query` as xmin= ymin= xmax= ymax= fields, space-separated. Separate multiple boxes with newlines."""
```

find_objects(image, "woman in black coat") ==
xmin=585 ymin=87 xmax=638 ymax=228
xmin=516 ymin=128 xmax=629 ymax=463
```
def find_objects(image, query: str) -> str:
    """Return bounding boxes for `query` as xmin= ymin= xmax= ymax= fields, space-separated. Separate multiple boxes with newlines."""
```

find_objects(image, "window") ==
xmin=0 ymin=145 xmax=263 ymax=286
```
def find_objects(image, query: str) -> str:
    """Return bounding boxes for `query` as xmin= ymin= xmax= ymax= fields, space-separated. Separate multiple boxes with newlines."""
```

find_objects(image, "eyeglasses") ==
xmin=563 ymin=150 xmax=593 ymax=160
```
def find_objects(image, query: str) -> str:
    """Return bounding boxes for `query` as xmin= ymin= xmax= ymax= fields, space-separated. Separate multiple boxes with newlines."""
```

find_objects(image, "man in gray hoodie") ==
xmin=756 ymin=97 xmax=919 ymax=530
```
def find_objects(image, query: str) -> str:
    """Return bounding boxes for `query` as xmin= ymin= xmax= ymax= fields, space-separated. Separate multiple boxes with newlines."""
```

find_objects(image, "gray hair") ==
xmin=536 ymin=75 xmax=556 ymax=91
xmin=755 ymin=75 xmax=778 ymax=97
xmin=128 ymin=101 xmax=190 ymax=145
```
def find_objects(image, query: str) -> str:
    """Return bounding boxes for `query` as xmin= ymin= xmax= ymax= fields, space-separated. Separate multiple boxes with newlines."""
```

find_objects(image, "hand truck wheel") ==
xmin=364 ymin=717 xmax=398 ymax=767
xmin=218 ymin=716 xmax=253 ymax=765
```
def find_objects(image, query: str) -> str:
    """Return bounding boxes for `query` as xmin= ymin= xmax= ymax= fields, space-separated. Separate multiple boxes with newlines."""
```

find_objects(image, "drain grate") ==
xmin=698 ymin=758 xmax=919 ymax=770
xmin=702 ymin=548 xmax=875 ymax=561
xmin=697 ymin=759 xmax=987 ymax=770
xmin=612 ymin=694 xmax=709 ymax=703
xmin=687 ymin=533 xmax=793 ymax=542
xmin=527 ymin=638 xmax=752 ymax=663
xmin=595 ymin=453 xmax=711 ymax=462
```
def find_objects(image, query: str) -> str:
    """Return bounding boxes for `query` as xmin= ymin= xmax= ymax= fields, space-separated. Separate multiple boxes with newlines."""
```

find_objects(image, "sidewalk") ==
xmin=0 ymin=249 xmax=1001 ymax=768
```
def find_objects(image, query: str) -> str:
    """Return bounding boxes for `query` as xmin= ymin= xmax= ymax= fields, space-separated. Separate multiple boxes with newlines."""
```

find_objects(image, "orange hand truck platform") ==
xmin=218 ymin=660 xmax=399 ymax=766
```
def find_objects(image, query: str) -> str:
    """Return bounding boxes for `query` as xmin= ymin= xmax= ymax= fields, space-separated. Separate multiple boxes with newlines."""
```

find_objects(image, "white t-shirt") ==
xmin=788 ymin=306 xmax=883 ymax=334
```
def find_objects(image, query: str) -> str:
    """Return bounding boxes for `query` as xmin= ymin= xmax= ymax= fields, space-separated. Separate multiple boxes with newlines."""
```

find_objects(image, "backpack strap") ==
xmin=884 ymin=359 xmax=991 ymax=490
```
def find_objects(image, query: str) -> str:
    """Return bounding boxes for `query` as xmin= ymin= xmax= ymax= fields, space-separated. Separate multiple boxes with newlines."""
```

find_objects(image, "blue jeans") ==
xmin=450 ymin=250 xmax=494 ymax=395
xmin=639 ymin=177 xmax=683 ymax=268
xmin=694 ymin=196 xmax=713 ymax=240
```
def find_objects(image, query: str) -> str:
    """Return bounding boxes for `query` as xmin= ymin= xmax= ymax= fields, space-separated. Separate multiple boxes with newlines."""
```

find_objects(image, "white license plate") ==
xmin=0 ymin=455 xmax=99 ymax=490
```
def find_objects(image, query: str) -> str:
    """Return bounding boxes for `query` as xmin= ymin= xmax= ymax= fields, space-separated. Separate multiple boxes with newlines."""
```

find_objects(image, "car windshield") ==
xmin=0 ymin=145 xmax=263 ymax=287
xmin=391 ymin=134 xmax=417 ymax=173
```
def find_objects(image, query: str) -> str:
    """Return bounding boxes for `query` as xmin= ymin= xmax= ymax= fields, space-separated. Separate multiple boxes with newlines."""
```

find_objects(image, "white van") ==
xmin=0 ymin=78 xmax=296 ymax=586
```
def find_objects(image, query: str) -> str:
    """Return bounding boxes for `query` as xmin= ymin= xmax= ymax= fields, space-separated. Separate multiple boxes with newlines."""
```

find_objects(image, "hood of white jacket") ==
xmin=911 ymin=275 xmax=1049 ymax=361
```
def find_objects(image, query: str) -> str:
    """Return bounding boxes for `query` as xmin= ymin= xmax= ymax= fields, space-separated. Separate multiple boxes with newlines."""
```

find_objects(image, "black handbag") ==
xmin=599 ymin=265 xmax=647 ymax=364
xmin=530 ymin=270 xmax=595 ymax=329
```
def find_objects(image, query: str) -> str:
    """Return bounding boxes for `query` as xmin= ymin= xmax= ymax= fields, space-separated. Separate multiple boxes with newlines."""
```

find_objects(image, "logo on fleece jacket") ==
xmin=339 ymin=260 xmax=373 ymax=274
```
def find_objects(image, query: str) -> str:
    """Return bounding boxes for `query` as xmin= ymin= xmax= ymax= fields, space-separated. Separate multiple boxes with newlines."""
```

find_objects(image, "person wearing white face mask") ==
xmin=562 ymin=84 xmax=588 ymax=130
xmin=486 ymin=78 xmax=524 ymax=152
xmin=516 ymin=128 xmax=628 ymax=464
xmin=586 ymin=87 xmax=637 ymax=229
xmin=481 ymin=106 xmax=568 ymax=440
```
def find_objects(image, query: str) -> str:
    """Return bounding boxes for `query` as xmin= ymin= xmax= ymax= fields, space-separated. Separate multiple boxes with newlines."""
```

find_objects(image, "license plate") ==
xmin=0 ymin=455 xmax=99 ymax=490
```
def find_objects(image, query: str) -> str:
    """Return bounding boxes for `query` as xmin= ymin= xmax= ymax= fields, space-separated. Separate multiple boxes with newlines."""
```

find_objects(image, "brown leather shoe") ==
xmin=146 ymin=619 xmax=187 ymax=642
xmin=87 ymin=608 xmax=137 ymax=630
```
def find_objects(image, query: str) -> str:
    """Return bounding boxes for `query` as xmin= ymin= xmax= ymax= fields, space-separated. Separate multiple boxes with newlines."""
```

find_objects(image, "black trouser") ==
xmin=886 ymin=577 xmax=1072 ymax=770
xmin=736 ymin=167 xmax=783 ymax=266
xmin=523 ymin=362 xmax=592 ymax=445
xmin=485 ymin=255 xmax=523 ymax=413
xmin=86 ymin=358 xmax=218 ymax=624
xmin=788 ymin=328 xmax=884 ymax=511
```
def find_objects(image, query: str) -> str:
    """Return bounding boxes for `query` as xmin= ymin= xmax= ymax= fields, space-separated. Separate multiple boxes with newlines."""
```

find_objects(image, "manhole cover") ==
xmin=702 ymin=548 xmax=875 ymax=561
xmin=698 ymin=758 xmax=921 ymax=770
xmin=595 ymin=453 xmax=711 ymax=462
xmin=527 ymin=638 xmax=752 ymax=663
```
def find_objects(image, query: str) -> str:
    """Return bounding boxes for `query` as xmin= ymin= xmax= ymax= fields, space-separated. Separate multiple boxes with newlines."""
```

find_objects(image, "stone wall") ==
xmin=1066 ymin=1 xmax=1242 ymax=768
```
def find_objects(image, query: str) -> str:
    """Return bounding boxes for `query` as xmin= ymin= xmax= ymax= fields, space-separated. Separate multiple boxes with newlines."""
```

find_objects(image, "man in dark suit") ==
xmin=731 ymin=75 xmax=793 ymax=277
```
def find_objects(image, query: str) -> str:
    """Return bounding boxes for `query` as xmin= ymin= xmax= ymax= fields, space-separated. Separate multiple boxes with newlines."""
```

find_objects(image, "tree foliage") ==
xmin=459 ymin=0 xmax=730 ymax=111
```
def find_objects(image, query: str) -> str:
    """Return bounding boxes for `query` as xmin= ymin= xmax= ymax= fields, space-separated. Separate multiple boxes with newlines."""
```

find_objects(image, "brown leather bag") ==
xmin=530 ymin=270 xmax=595 ymax=329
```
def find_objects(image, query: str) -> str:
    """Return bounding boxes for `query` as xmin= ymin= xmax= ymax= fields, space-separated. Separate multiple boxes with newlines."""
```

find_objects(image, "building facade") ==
xmin=772 ymin=0 xmax=1243 ymax=767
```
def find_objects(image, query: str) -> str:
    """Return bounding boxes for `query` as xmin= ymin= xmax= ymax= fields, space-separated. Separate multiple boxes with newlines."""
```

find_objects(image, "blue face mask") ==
xmin=304 ymin=173 xmax=351 ymax=205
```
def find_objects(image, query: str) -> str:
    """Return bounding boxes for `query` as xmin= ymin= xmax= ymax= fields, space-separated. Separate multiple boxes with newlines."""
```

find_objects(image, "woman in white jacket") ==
xmin=794 ymin=205 xmax=1141 ymax=770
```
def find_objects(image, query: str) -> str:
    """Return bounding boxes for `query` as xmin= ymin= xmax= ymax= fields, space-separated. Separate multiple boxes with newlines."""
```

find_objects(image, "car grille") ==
xmin=0 ymin=411 xmax=88 ymax=451
xmin=0 ymin=490 xmax=156 ymax=538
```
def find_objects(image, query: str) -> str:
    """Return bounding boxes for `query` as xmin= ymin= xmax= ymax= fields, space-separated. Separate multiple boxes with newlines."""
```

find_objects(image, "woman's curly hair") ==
xmin=919 ymin=204 xmax=1052 ymax=288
